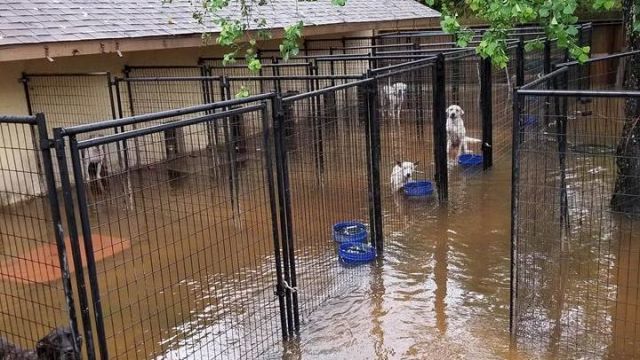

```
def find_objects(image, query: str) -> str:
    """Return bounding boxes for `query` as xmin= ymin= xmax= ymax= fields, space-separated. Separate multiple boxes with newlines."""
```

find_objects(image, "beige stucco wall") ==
xmin=0 ymin=30 xmax=375 ymax=205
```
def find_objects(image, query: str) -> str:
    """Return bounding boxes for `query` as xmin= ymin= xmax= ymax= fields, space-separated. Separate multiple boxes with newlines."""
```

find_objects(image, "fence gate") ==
xmin=54 ymin=95 xmax=294 ymax=359
xmin=0 ymin=114 xmax=81 ymax=356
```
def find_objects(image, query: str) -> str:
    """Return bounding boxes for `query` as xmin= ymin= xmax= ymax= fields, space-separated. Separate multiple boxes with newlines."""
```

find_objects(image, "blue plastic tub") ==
xmin=403 ymin=180 xmax=434 ymax=197
xmin=333 ymin=221 xmax=368 ymax=243
xmin=338 ymin=242 xmax=376 ymax=264
xmin=458 ymin=153 xmax=483 ymax=167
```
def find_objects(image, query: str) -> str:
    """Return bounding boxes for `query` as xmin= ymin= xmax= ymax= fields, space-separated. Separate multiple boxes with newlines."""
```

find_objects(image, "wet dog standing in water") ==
xmin=383 ymin=82 xmax=408 ymax=126
xmin=390 ymin=161 xmax=418 ymax=192
xmin=445 ymin=105 xmax=481 ymax=162
xmin=83 ymin=138 xmax=108 ymax=194
xmin=0 ymin=327 xmax=81 ymax=359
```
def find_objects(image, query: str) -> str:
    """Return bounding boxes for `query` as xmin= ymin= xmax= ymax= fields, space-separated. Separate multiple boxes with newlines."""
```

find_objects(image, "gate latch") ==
xmin=282 ymin=279 xmax=297 ymax=293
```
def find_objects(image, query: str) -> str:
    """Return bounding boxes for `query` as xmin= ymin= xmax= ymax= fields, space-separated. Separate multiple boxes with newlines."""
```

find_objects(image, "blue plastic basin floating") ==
xmin=338 ymin=242 xmax=376 ymax=264
xmin=333 ymin=221 xmax=368 ymax=243
xmin=403 ymin=180 xmax=434 ymax=197
xmin=458 ymin=153 xmax=483 ymax=167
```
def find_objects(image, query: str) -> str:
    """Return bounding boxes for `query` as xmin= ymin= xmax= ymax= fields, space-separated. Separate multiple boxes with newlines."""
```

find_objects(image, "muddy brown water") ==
xmin=1 ymin=108 xmax=638 ymax=359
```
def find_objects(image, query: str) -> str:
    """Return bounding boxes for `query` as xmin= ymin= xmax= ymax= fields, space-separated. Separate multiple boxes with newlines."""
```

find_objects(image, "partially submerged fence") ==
xmin=3 ymin=29 xmax=601 ymax=359
xmin=512 ymin=51 xmax=640 ymax=359
xmin=0 ymin=114 xmax=81 ymax=354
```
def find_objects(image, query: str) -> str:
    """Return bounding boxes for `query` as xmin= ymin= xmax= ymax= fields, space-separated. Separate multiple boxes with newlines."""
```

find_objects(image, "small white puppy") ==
xmin=446 ymin=105 xmax=481 ymax=160
xmin=383 ymin=82 xmax=408 ymax=124
xmin=390 ymin=161 xmax=418 ymax=192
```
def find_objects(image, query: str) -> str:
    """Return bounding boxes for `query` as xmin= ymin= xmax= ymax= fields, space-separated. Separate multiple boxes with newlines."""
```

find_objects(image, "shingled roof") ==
xmin=0 ymin=0 xmax=439 ymax=47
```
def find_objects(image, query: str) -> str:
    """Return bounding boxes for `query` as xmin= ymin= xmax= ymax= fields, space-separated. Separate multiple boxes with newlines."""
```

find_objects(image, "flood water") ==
xmin=2 ymin=97 xmax=639 ymax=359
xmin=280 ymin=160 xmax=514 ymax=359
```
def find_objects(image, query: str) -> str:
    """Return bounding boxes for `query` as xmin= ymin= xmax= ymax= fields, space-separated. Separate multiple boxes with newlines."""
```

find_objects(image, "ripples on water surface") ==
xmin=281 ymin=163 xmax=515 ymax=359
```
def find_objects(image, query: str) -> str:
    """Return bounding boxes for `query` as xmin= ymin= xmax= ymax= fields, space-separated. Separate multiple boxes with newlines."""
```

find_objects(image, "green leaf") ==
xmin=236 ymin=86 xmax=250 ymax=99
xmin=222 ymin=52 xmax=237 ymax=66
xmin=332 ymin=0 xmax=347 ymax=6
xmin=539 ymin=8 xmax=549 ymax=17
xmin=248 ymin=59 xmax=262 ymax=73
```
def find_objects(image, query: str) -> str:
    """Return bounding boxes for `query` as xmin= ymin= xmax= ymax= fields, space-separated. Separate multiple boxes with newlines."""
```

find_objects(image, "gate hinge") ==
xmin=40 ymin=138 xmax=55 ymax=150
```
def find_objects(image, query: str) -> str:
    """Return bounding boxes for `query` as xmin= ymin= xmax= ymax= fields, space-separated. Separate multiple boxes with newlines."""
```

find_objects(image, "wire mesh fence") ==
xmin=0 ymin=115 xmax=81 ymax=356
xmin=12 ymin=31 xmax=632 ymax=360
xmin=22 ymin=73 xmax=117 ymax=133
xmin=513 ymin=52 xmax=640 ymax=359
xmin=278 ymin=80 xmax=376 ymax=322
xmin=372 ymin=59 xmax=442 ymax=235
xmin=444 ymin=51 xmax=485 ymax=178
xmin=54 ymin=96 xmax=286 ymax=359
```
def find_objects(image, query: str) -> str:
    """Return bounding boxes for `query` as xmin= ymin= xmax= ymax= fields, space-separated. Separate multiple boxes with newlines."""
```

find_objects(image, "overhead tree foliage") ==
xmin=177 ymin=0 xmax=627 ymax=69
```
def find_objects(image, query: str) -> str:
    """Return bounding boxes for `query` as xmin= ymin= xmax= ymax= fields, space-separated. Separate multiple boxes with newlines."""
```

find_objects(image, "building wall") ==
xmin=0 ymin=30 xmax=373 ymax=205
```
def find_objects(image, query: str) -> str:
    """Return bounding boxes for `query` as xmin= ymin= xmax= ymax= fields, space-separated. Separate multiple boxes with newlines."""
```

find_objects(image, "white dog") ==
xmin=383 ymin=82 xmax=407 ymax=125
xmin=83 ymin=141 xmax=106 ymax=193
xmin=390 ymin=161 xmax=418 ymax=192
xmin=446 ymin=105 xmax=481 ymax=160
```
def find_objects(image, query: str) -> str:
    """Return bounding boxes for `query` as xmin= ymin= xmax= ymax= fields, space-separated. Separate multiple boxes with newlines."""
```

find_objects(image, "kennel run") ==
xmin=0 ymin=26 xmax=604 ymax=359
xmin=512 ymin=51 xmax=640 ymax=359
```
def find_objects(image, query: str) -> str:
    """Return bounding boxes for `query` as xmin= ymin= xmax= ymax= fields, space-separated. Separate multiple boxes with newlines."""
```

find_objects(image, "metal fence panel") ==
xmin=513 ymin=54 xmax=640 ymax=359
xmin=56 ymin=100 xmax=286 ymax=359
xmin=0 ymin=115 xmax=81 ymax=356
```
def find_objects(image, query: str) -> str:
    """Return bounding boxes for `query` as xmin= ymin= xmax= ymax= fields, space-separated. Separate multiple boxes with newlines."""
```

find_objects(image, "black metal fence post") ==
xmin=261 ymin=100 xmax=289 ymax=340
xmin=480 ymin=57 xmax=493 ymax=169
xmin=364 ymin=74 xmax=383 ymax=254
xmin=516 ymin=38 xmax=525 ymax=87
xmin=432 ymin=54 xmax=448 ymax=201
xmin=509 ymin=89 xmax=522 ymax=347
xmin=272 ymin=95 xmax=300 ymax=337
xmin=36 ymin=114 xmax=81 ymax=356
xmin=53 ymin=129 xmax=97 ymax=360
xmin=543 ymin=39 xmax=552 ymax=127
xmin=554 ymin=72 xmax=570 ymax=238
xmin=68 ymin=135 xmax=109 ymax=360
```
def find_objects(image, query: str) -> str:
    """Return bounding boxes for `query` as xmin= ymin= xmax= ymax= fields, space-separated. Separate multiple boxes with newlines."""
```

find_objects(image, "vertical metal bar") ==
xmin=107 ymin=73 xmax=125 ymax=175
xmin=362 ymin=80 xmax=375 ymax=250
xmin=310 ymin=65 xmax=325 ymax=175
xmin=273 ymin=57 xmax=282 ymax=94
xmin=68 ymin=136 xmax=109 ymax=360
xmin=21 ymin=74 xmax=46 ymax=189
xmin=365 ymin=75 xmax=384 ymax=254
xmin=555 ymin=73 xmax=570 ymax=235
xmin=200 ymin=66 xmax=216 ymax=148
xmin=509 ymin=90 xmax=522 ymax=347
xmin=53 ymin=129 xmax=96 ymax=360
xmin=106 ymin=73 xmax=117 ymax=121
xmin=272 ymin=95 xmax=297 ymax=336
xmin=480 ymin=57 xmax=493 ymax=169
xmin=543 ymin=40 xmax=552 ymax=127
xmin=222 ymin=78 xmax=237 ymax=216
xmin=260 ymin=100 xmax=289 ymax=339
xmin=516 ymin=38 xmax=525 ymax=87
xmin=432 ymin=54 xmax=448 ymax=201
xmin=123 ymin=68 xmax=142 ymax=167
xmin=543 ymin=40 xmax=552 ymax=76
xmin=21 ymin=73 xmax=34 ymax=115
xmin=36 ymin=114 xmax=81 ymax=356
xmin=113 ymin=80 xmax=130 ymax=172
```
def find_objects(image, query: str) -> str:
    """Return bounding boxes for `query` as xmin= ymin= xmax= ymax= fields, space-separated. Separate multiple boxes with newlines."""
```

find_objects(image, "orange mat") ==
xmin=0 ymin=235 xmax=130 ymax=284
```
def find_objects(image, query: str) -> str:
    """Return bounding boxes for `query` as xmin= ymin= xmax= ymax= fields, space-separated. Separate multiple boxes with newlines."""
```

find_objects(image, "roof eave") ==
xmin=0 ymin=17 xmax=439 ymax=63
